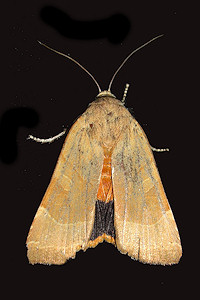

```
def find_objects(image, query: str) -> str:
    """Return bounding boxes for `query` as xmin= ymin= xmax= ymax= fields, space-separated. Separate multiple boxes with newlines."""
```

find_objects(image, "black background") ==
xmin=2 ymin=0 xmax=196 ymax=297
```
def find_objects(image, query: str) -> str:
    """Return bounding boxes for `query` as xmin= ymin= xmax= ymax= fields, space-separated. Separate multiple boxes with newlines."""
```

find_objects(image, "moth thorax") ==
xmin=96 ymin=90 xmax=116 ymax=98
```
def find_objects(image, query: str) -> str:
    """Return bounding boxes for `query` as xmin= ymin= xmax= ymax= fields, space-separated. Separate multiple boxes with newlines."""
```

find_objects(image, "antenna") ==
xmin=108 ymin=34 xmax=164 ymax=92
xmin=38 ymin=41 xmax=102 ymax=93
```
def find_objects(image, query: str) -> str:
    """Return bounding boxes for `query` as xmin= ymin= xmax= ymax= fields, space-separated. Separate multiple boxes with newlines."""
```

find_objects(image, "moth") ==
xmin=26 ymin=35 xmax=182 ymax=265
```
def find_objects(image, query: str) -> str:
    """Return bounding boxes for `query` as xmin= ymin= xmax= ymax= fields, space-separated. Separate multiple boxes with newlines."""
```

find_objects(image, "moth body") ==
xmin=26 ymin=35 xmax=182 ymax=265
xmin=27 ymin=92 xmax=182 ymax=265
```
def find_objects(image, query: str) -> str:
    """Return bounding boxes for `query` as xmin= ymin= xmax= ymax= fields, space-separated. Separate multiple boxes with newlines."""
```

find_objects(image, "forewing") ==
xmin=112 ymin=119 xmax=182 ymax=265
xmin=27 ymin=115 xmax=103 ymax=265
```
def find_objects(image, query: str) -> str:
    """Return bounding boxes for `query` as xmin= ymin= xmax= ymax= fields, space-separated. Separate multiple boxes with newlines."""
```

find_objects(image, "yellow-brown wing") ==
xmin=112 ymin=118 xmax=182 ymax=265
xmin=26 ymin=115 xmax=104 ymax=265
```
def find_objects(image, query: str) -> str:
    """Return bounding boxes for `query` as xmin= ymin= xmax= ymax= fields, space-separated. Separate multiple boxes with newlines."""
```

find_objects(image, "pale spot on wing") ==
xmin=31 ymin=206 xmax=86 ymax=226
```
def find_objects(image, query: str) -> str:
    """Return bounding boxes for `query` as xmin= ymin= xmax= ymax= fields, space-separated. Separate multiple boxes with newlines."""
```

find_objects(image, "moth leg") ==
xmin=27 ymin=129 xmax=66 ymax=144
xmin=150 ymin=145 xmax=169 ymax=152
xmin=122 ymin=83 xmax=130 ymax=104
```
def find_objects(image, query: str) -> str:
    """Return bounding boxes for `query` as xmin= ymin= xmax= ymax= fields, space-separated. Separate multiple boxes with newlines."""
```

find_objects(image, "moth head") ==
xmin=96 ymin=90 xmax=116 ymax=99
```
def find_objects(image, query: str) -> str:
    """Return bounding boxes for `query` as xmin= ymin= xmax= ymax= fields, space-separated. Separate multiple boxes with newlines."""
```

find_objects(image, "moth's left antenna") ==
xmin=38 ymin=41 xmax=102 ymax=93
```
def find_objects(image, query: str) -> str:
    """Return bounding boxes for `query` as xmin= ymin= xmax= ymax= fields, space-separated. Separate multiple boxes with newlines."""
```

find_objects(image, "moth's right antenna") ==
xmin=108 ymin=34 xmax=164 ymax=92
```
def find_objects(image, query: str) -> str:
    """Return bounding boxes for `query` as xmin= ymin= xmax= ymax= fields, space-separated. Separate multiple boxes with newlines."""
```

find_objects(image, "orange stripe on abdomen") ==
xmin=97 ymin=147 xmax=113 ymax=202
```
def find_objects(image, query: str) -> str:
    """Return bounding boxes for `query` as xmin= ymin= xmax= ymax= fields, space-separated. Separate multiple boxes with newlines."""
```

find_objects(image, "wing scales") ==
xmin=27 ymin=116 xmax=104 ymax=264
xmin=112 ymin=119 xmax=182 ymax=265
